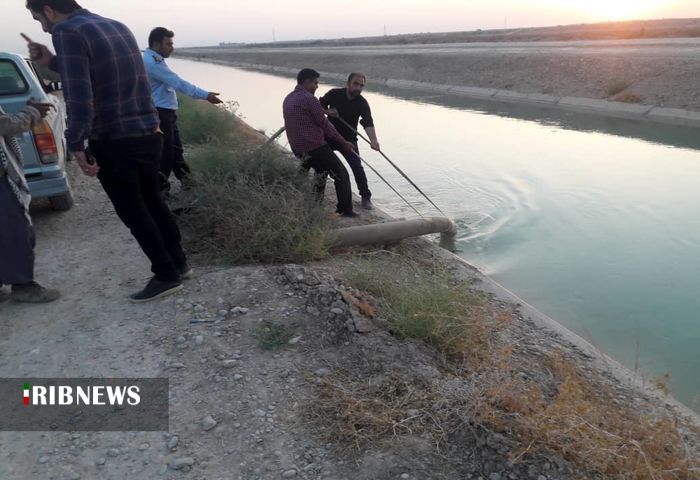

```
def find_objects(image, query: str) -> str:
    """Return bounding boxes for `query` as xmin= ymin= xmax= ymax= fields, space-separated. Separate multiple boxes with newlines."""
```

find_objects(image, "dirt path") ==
xmin=0 ymin=164 xmax=340 ymax=480
xmin=0 ymin=164 xmax=459 ymax=479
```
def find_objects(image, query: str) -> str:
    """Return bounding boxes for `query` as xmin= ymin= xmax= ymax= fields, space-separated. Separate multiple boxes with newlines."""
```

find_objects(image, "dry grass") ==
xmin=615 ymin=93 xmax=643 ymax=103
xmin=309 ymin=372 xmax=440 ymax=451
xmin=471 ymin=351 xmax=700 ymax=479
xmin=607 ymin=80 xmax=629 ymax=97
xmin=345 ymin=253 xmax=510 ymax=365
xmin=313 ymin=252 xmax=700 ymax=479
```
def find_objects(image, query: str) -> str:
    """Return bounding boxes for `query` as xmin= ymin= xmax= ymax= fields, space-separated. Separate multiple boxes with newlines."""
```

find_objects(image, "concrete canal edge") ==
xmin=182 ymin=56 xmax=700 ymax=129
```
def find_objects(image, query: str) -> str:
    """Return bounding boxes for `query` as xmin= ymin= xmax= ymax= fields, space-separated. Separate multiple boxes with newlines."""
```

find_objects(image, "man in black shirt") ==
xmin=319 ymin=73 xmax=381 ymax=210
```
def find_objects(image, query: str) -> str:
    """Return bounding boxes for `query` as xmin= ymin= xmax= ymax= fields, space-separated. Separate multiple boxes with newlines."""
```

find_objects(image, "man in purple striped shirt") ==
xmin=283 ymin=69 xmax=358 ymax=217
xmin=24 ymin=0 xmax=189 ymax=303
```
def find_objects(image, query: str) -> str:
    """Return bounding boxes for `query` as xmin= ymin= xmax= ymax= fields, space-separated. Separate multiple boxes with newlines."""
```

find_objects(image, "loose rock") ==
xmin=168 ymin=457 xmax=195 ymax=470
xmin=202 ymin=415 xmax=218 ymax=431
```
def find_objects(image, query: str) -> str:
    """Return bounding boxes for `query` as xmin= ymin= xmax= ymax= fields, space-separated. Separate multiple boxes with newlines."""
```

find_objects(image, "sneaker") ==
xmin=361 ymin=198 xmax=373 ymax=210
xmin=179 ymin=264 xmax=193 ymax=280
xmin=11 ymin=281 xmax=60 ymax=303
xmin=129 ymin=277 xmax=182 ymax=303
xmin=340 ymin=211 xmax=360 ymax=218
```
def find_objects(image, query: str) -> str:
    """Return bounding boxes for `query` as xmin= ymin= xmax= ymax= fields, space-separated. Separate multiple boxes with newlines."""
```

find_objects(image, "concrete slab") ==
xmin=411 ymin=82 xmax=453 ymax=94
xmin=647 ymin=107 xmax=700 ymax=127
xmin=494 ymin=90 xmax=560 ymax=105
xmin=386 ymin=78 xmax=419 ymax=89
xmin=447 ymin=86 xmax=497 ymax=99
xmin=558 ymin=96 xmax=653 ymax=117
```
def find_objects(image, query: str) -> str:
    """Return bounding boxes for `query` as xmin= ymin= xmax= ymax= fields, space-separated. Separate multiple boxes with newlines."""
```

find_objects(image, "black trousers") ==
xmin=0 ymin=180 xmax=34 ymax=285
xmin=328 ymin=139 xmax=371 ymax=199
xmin=301 ymin=144 xmax=353 ymax=215
xmin=157 ymin=108 xmax=190 ymax=191
xmin=90 ymin=134 xmax=186 ymax=282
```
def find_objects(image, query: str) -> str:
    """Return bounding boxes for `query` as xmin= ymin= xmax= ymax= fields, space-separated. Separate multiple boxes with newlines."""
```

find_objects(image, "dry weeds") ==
xmin=470 ymin=351 xmax=699 ymax=479
xmin=309 ymin=372 xmax=441 ymax=452
xmin=314 ymin=252 xmax=700 ymax=479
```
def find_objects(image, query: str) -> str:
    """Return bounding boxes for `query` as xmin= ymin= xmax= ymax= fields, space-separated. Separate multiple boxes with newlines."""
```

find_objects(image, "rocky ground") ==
xmin=178 ymin=37 xmax=700 ymax=111
xmin=1 ymin=160 xmax=698 ymax=479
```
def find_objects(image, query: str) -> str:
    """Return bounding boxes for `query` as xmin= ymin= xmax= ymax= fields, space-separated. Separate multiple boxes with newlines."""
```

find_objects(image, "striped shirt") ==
xmin=49 ymin=9 xmax=158 ymax=152
xmin=282 ymin=85 xmax=346 ymax=156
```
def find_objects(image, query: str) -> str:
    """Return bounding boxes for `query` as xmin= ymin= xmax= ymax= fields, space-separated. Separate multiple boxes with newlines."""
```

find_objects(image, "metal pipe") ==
xmin=329 ymin=217 xmax=457 ymax=251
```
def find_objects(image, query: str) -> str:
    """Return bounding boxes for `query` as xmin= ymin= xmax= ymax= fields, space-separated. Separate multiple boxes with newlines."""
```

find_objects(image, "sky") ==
xmin=3 ymin=0 xmax=699 ymax=53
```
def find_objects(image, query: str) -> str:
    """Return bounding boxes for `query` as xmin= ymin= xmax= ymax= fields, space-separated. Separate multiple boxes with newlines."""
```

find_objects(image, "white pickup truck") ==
xmin=0 ymin=52 xmax=73 ymax=210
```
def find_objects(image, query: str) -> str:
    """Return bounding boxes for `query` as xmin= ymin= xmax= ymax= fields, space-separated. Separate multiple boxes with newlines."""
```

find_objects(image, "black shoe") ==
xmin=11 ymin=281 xmax=60 ymax=303
xmin=361 ymin=198 xmax=373 ymax=210
xmin=340 ymin=211 xmax=360 ymax=218
xmin=129 ymin=277 xmax=182 ymax=303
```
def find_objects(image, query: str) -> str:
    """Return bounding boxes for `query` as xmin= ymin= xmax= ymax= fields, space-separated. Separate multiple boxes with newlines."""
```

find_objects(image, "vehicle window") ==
xmin=0 ymin=60 xmax=29 ymax=96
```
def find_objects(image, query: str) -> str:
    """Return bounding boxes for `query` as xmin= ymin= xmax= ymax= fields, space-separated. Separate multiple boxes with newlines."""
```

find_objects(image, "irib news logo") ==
xmin=22 ymin=382 xmax=141 ymax=406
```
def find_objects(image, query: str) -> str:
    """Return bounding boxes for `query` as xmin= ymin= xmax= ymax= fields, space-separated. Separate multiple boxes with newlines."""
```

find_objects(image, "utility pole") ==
xmin=383 ymin=24 xmax=387 ymax=36
xmin=272 ymin=28 xmax=276 ymax=42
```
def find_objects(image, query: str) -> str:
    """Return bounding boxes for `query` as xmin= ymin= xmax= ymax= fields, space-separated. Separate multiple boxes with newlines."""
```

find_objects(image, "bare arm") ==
xmin=365 ymin=126 xmax=380 ymax=151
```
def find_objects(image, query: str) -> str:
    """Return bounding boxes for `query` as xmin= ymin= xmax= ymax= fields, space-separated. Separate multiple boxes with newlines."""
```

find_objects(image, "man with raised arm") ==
xmin=144 ymin=27 xmax=223 ymax=194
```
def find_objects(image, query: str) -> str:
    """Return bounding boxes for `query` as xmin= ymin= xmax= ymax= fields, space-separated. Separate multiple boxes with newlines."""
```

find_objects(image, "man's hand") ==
xmin=342 ymin=141 xmax=356 ymax=154
xmin=370 ymin=140 xmax=380 ymax=151
xmin=206 ymin=92 xmax=223 ymax=104
xmin=21 ymin=33 xmax=55 ymax=67
xmin=326 ymin=108 xmax=339 ymax=118
xmin=74 ymin=151 xmax=100 ymax=177
xmin=27 ymin=98 xmax=54 ymax=118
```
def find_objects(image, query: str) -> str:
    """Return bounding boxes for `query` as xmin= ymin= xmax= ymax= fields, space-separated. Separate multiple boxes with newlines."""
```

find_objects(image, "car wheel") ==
xmin=49 ymin=188 xmax=74 ymax=211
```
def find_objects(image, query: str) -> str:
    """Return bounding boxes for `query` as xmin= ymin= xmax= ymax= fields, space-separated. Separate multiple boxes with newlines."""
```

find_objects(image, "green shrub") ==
xmin=347 ymin=254 xmax=507 ymax=361
xmin=174 ymin=94 xmax=330 ymax=265
xmin=175 ymin=94 xmax=241 ymax=145
xmin=179 ymin=143 xmax=329 ymax=265
xmin=255 ymin=322 xmax=297 ymax=350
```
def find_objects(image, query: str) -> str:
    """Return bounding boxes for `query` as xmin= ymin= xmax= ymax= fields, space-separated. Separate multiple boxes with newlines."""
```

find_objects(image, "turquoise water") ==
xmin=170 ymin=58 xmax=700 ymax=411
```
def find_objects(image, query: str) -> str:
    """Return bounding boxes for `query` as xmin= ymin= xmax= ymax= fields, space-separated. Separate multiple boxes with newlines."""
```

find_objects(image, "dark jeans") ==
xmin=0 ymin=180 xmax=34 ymax=285
xmin=157 ymin=108 xmax=190 ymax=192
xmin=301 ymin=144 xmax=353 ymax=215
xmin=90 ymin=133 xmax=186 ymax=282
xmin=328 ymin=139 xmax=371 ymax=199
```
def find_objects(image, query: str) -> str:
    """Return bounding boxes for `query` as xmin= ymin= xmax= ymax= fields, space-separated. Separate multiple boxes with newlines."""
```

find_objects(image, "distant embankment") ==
xmin=232 ymin=18 xmax=700 ymax=48
xmin=177 ymin=34 xmax=700 ymax=127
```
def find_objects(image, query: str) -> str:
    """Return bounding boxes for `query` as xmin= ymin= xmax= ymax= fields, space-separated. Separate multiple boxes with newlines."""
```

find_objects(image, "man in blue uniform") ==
xmin=144 ymin=27 xmax=223 ymax=194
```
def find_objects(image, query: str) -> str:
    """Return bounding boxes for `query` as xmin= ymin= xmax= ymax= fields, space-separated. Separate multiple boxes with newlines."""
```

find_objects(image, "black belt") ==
xmin=90 ymin=129 xmax=160 ymax=141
